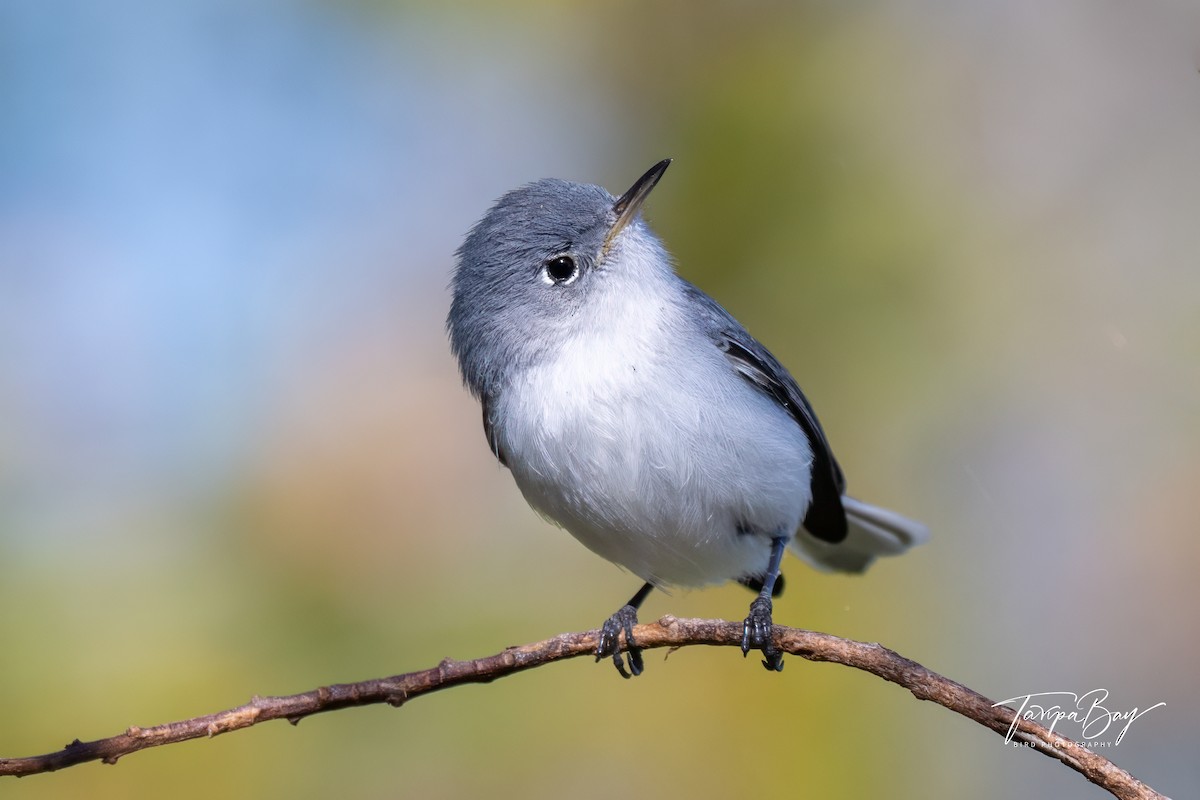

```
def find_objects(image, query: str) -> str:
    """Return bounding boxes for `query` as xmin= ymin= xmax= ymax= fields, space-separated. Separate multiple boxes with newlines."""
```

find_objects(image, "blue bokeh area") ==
xmin=2 ymin=2 xmax=1198 ymax=798
xmin=3 ymin=2 xmax=407 ymax=528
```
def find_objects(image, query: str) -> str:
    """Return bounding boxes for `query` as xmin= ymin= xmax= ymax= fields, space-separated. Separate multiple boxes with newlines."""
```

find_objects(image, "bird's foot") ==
xmin=741 ymin=596 xmax=784 ymax=672
xmin=596 ymin=604 xmax=643 ymax=678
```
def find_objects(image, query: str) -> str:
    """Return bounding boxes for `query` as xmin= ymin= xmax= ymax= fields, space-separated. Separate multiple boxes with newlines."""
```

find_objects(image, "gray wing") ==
xmin=682 ymin=282 xmax=848 ymax=544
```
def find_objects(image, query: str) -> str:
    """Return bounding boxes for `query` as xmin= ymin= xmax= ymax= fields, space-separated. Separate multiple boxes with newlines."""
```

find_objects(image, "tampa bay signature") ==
xmin=992 ymin=689 xmax=1165 ymax=747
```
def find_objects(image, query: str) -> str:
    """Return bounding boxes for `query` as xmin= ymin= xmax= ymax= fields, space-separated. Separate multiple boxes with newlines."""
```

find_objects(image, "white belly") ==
xmin=496 ymin=326 xmax=813 ymax=587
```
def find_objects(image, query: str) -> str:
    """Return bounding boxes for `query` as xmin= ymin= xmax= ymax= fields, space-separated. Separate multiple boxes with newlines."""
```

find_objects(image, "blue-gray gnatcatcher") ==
xmin=448 ymin=159 xmax=929 ymax=676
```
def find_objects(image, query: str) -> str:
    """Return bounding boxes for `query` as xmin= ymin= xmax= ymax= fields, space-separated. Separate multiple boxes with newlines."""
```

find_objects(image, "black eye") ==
xmin=543 ymin=255 xmax=578 ymax=285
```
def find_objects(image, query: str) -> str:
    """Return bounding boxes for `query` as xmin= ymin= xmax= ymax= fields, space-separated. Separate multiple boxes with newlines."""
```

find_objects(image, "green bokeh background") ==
xmin=3 ymin=1 xmax=1197 ymax=798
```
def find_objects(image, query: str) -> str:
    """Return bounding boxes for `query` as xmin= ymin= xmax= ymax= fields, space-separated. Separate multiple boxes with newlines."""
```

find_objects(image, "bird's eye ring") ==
xmin=542 ymin=255 xmax=579 ymax=286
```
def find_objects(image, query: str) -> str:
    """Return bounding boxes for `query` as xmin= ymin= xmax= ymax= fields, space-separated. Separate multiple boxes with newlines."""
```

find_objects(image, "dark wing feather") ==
xmin=481 ymin=393 xmax=507 ymax=466
xmin=683 ymin=283 xmax=848 ymax=544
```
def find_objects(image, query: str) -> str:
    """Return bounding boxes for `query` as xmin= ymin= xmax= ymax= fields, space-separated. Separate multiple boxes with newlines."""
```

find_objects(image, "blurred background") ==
xmin=2 ymin=1 xmax=1198 ymax=797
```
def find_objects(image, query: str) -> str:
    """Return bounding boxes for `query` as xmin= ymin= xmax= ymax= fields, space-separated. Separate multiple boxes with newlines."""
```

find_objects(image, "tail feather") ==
xmin=790 ymin=495 xmax=930 ymax=574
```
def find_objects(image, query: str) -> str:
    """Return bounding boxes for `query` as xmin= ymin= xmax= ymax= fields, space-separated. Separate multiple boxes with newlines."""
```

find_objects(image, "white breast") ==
xmin=496 ymin=267 xmax=814 ymax=587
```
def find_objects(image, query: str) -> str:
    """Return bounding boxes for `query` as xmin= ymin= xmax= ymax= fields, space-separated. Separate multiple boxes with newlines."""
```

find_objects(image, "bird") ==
xmin=447 ymin=158 xmax=928 ymax=676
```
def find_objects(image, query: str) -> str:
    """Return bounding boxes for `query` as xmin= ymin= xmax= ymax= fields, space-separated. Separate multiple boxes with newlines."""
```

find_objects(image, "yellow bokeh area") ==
xmin=2 ymin=2 xmax=1197 ymax=798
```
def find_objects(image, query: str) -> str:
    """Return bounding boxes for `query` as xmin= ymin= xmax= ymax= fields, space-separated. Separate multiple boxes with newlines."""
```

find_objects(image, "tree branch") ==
xmin=0 ymin=616 xmax=1168 ymax=799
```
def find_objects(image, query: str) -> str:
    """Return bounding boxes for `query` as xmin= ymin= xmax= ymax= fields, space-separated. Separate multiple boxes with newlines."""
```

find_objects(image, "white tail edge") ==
xmin=790 ymin=495 xmax=930 ymax=574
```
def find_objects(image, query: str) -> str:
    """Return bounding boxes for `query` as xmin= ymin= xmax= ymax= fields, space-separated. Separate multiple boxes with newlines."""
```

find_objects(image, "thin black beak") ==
xmin=604 ymin=158 xmax=672 ymax=250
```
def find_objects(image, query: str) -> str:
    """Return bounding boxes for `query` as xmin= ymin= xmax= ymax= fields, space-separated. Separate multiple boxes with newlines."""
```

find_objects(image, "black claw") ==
xmin=596 ymin=604 xmax=643 ymax=678
xmin=741 ymin=596 xmax=784 ymax=672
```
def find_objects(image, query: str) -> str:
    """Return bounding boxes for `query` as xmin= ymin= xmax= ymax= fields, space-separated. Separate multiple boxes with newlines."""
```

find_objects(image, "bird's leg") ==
xmin=596 ymin=582 xmax=654 ymax=678
xmin=741 ymin=536 xmax=789 ymax=671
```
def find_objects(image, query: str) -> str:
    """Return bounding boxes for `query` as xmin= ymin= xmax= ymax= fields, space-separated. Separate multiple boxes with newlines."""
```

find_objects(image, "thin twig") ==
xmin=0 ymin=616 xmax=1168 ymax=799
